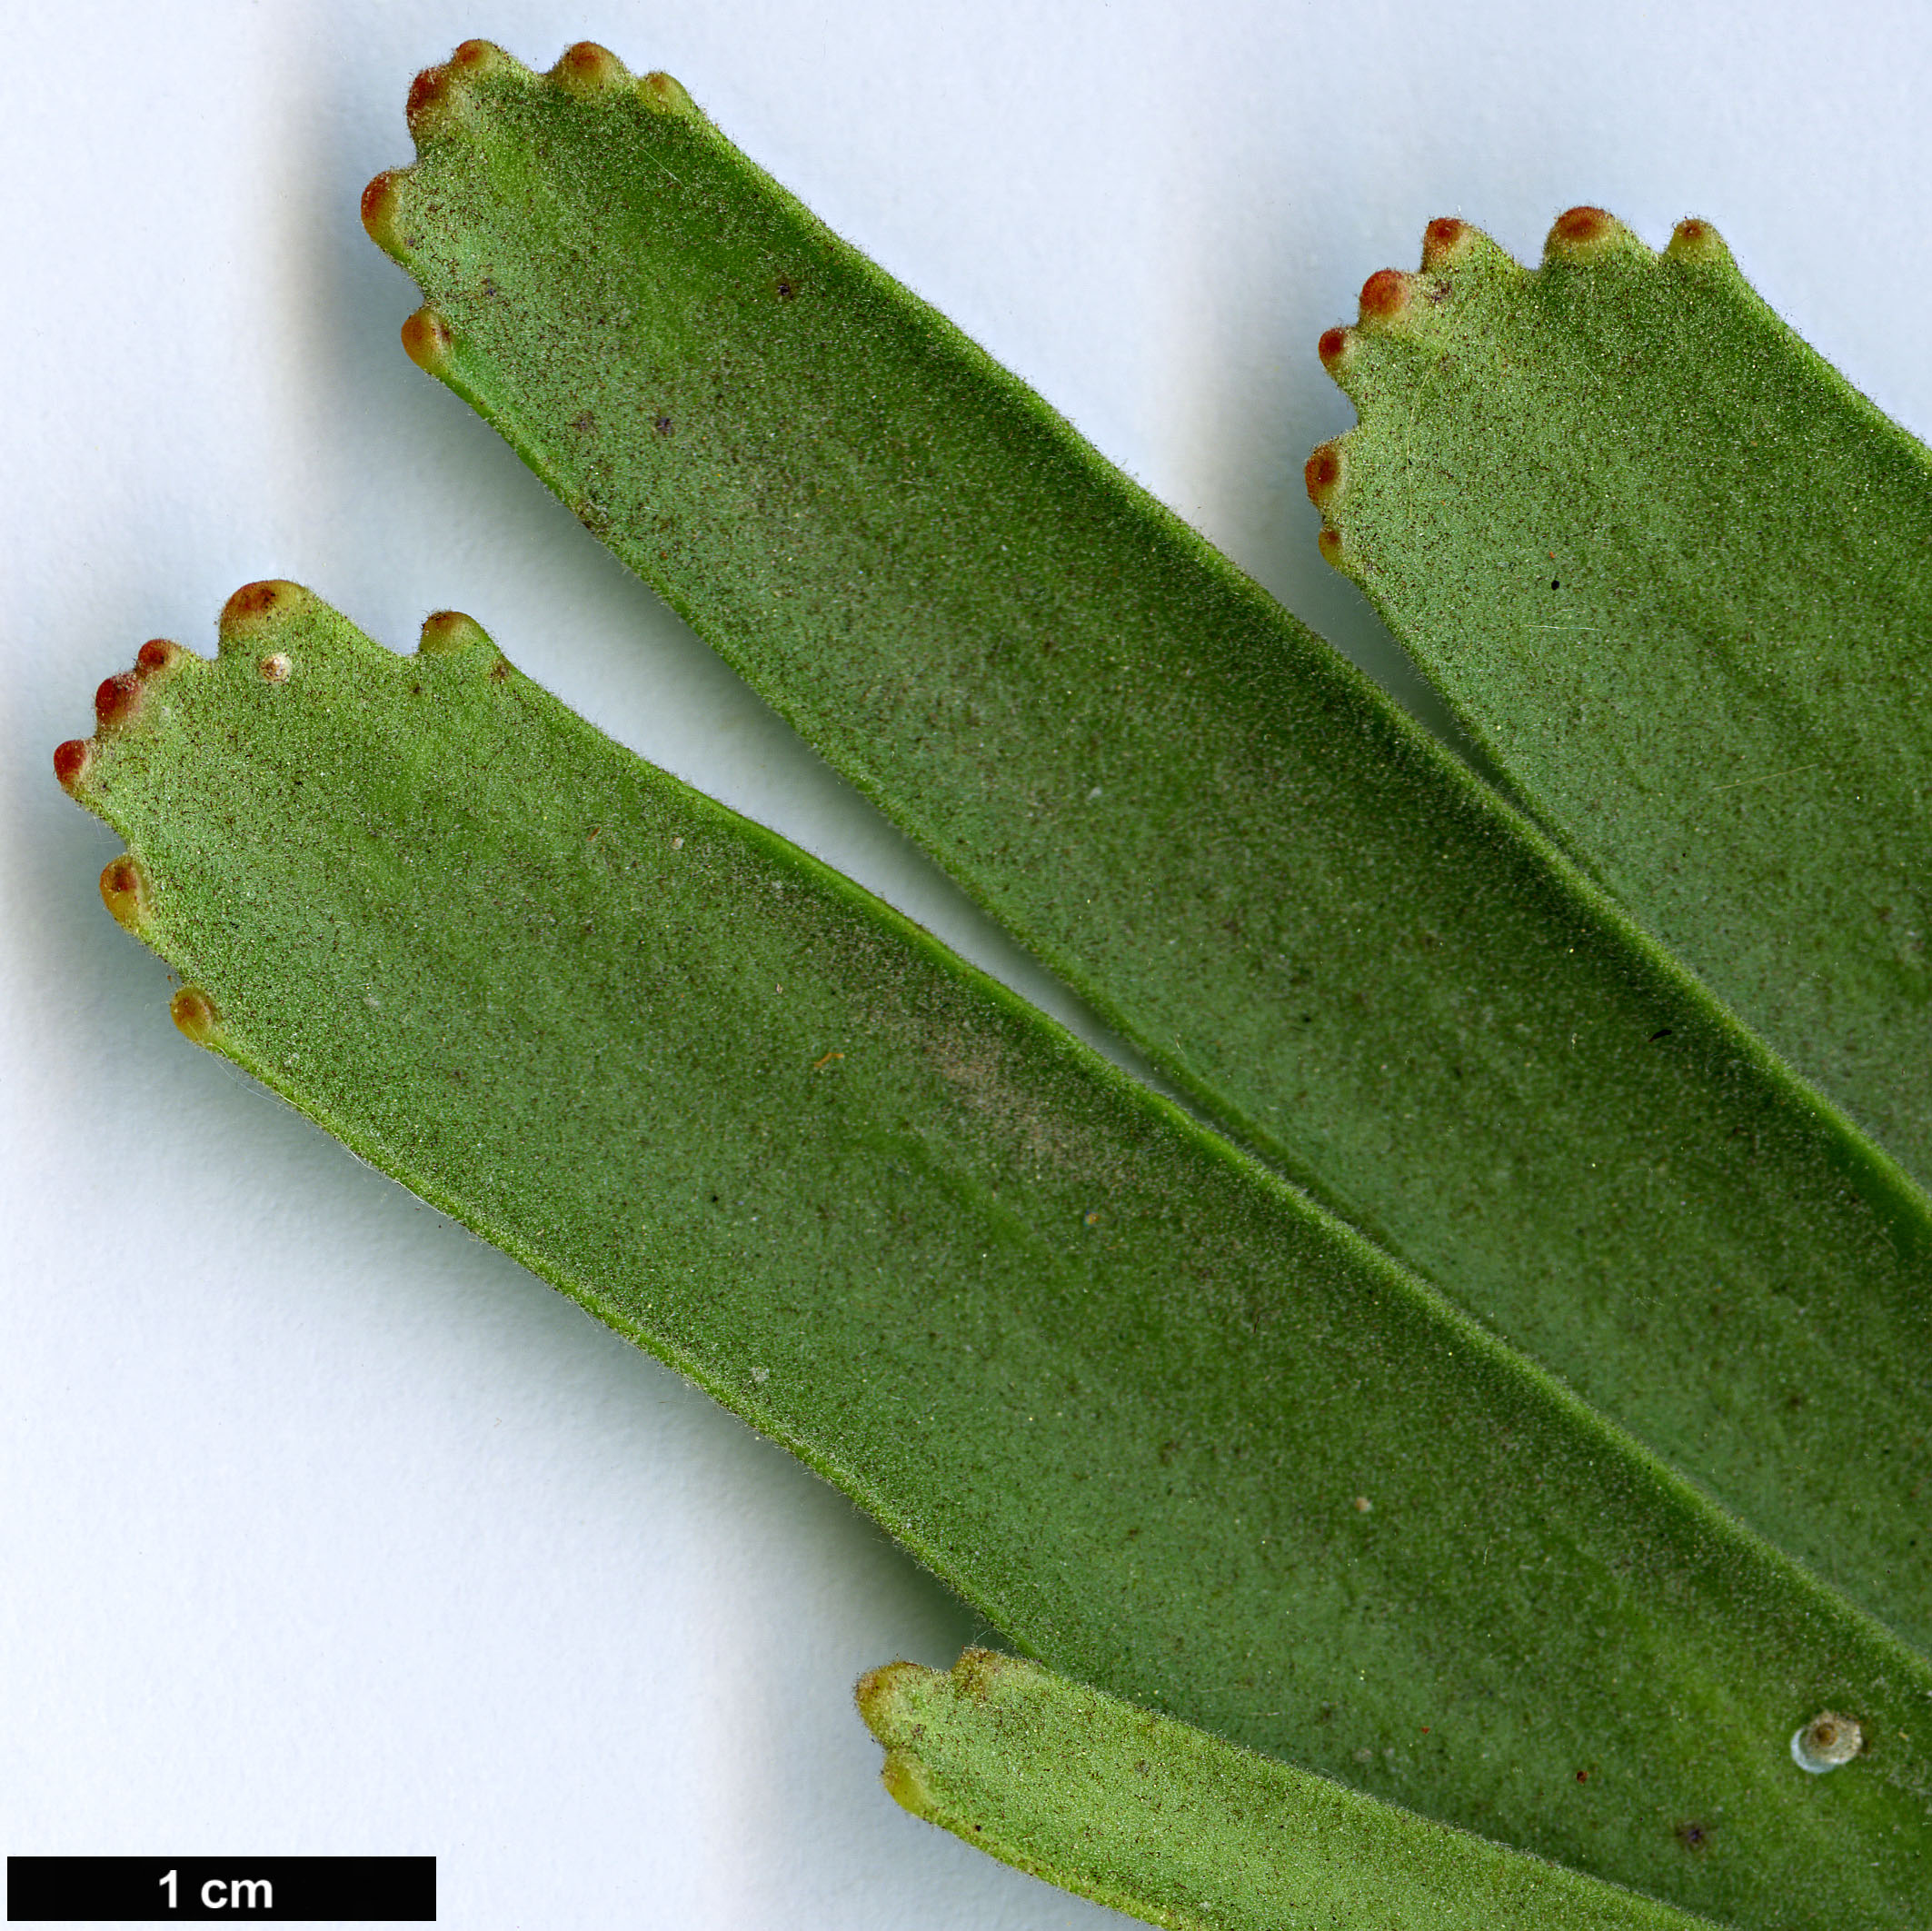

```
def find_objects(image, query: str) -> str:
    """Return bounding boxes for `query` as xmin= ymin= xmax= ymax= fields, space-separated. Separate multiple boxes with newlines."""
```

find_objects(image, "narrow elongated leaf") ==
xmin=357 ymin=44 xmax=1932 ymax=1653
xmin=858 ymin=1650 xmax=1718 ymax=1931
xmin=54 ymin=585 xmax=1932 ymax=1925
xmin=1308 ymin=208 xmax=1932 ymax=1183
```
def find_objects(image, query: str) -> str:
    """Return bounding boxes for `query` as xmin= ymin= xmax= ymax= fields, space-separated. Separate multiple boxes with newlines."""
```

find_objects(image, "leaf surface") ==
xmin=1310 ymin=208 xmax=1932 ymax=1185
xmin=55 ymin=585 xmax=1932 ymax=1926
xmin=359 ymin=45 xmax=1932 ymax=1654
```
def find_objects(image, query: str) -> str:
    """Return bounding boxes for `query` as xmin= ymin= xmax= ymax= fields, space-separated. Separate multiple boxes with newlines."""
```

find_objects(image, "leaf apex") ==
xmin=856 ymin=1658 xmax=981 ymax=1821
xmin=406 ymin=41 xmax=525 ymax=143
xmin=57 ymin=639 xmax=196 ymax=794
xmin=1319 ymin=222 xmax=1521 ymax=392
xmin=853 ymin=1659 xmax=931 ymax=1741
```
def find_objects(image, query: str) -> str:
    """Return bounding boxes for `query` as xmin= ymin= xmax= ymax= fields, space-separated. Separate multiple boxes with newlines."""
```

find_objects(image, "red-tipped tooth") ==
xmin=552 ymin=42 xmax=630 ymax=95
xmin=1304 ymin=442 xmax=1346 ymax=511
xmin=220 ymin=581 xmax=318 ymax=664
xmin=219 ymin=579 xmax=306 ymax=647
xmin=95 ymin=672 xmax=142 ymax=731
xmin=404 ymin=42 xmax=514 ymax=141
xmin=400 ymin=307 xmax=454 ymax=375
xmin=54 ymin=739 xmax=91 ymax=790
xmin=1549 ymin=205 xmax=1615 ymax=250
xmin=1357 ymin=268 xmax=1413 ymax=325
xmin=99 ymin=854 xmax=149 ymax=932
xmin=451 ymin=38 xmax=511 ymax=74
xmin=418 ymin=610 xmax=493 ymax=657
xmin=404 ymin=64 xmax=451 ymax=137
xmin=1667 ymin=216 xmax=1729 ymax=266
xmin=640 ymin=71 xmax=697 ymax=116
xmin=1421 ymin=217 xmax=1473 ymax=270
xmin=170 ymin=987 xmax=220 ymax=1045
xmin=361 ymin=169 xmax=407 ymax=252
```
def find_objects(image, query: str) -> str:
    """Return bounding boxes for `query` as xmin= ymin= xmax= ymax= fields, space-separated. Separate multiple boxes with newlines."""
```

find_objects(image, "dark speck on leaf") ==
xmin=654 ymin=415 xmax=674 ymax=436
xmin=1676 ymin=1821 xmax=1709 ymax=1852
xmin=1649 ymin=1028 xmax=1674 ymax=1042
xmin=775 ymin=276 xmax=797 ymax=300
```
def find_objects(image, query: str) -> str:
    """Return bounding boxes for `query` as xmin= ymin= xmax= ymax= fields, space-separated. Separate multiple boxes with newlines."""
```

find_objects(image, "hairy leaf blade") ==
xmin=1311 ymin=209 xmax=1932 ymax=1188
xmin=859 ymin=1650 xmax=1720 ymax=1931
xmin=362 ymin=46 xmax=1932 ymax=1654
xmin=55 ymin=585 xmax=1932 ymax=1925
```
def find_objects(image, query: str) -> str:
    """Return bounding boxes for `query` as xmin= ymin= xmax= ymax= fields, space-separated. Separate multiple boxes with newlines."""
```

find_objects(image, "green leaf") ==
xmin=858 ymin=1649 xmax=1719 ymax=1931
xmin=55 ymin=584 xmax=1932 ymax=1926
xmin=1309 ymin=207 xmax=1932 ymax=1187
xmin=357 ymin=45 xmax=1932 ymax=1661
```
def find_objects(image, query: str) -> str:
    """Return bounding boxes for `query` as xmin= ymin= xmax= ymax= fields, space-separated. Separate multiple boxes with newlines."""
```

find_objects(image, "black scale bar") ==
xmin=6 ymin=1858 xmax=434 ymax=1923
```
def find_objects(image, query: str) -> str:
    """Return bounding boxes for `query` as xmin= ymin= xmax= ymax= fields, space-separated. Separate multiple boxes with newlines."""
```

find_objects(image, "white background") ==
xmin=5 ymin=4 xmax=1930 ymax=1926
